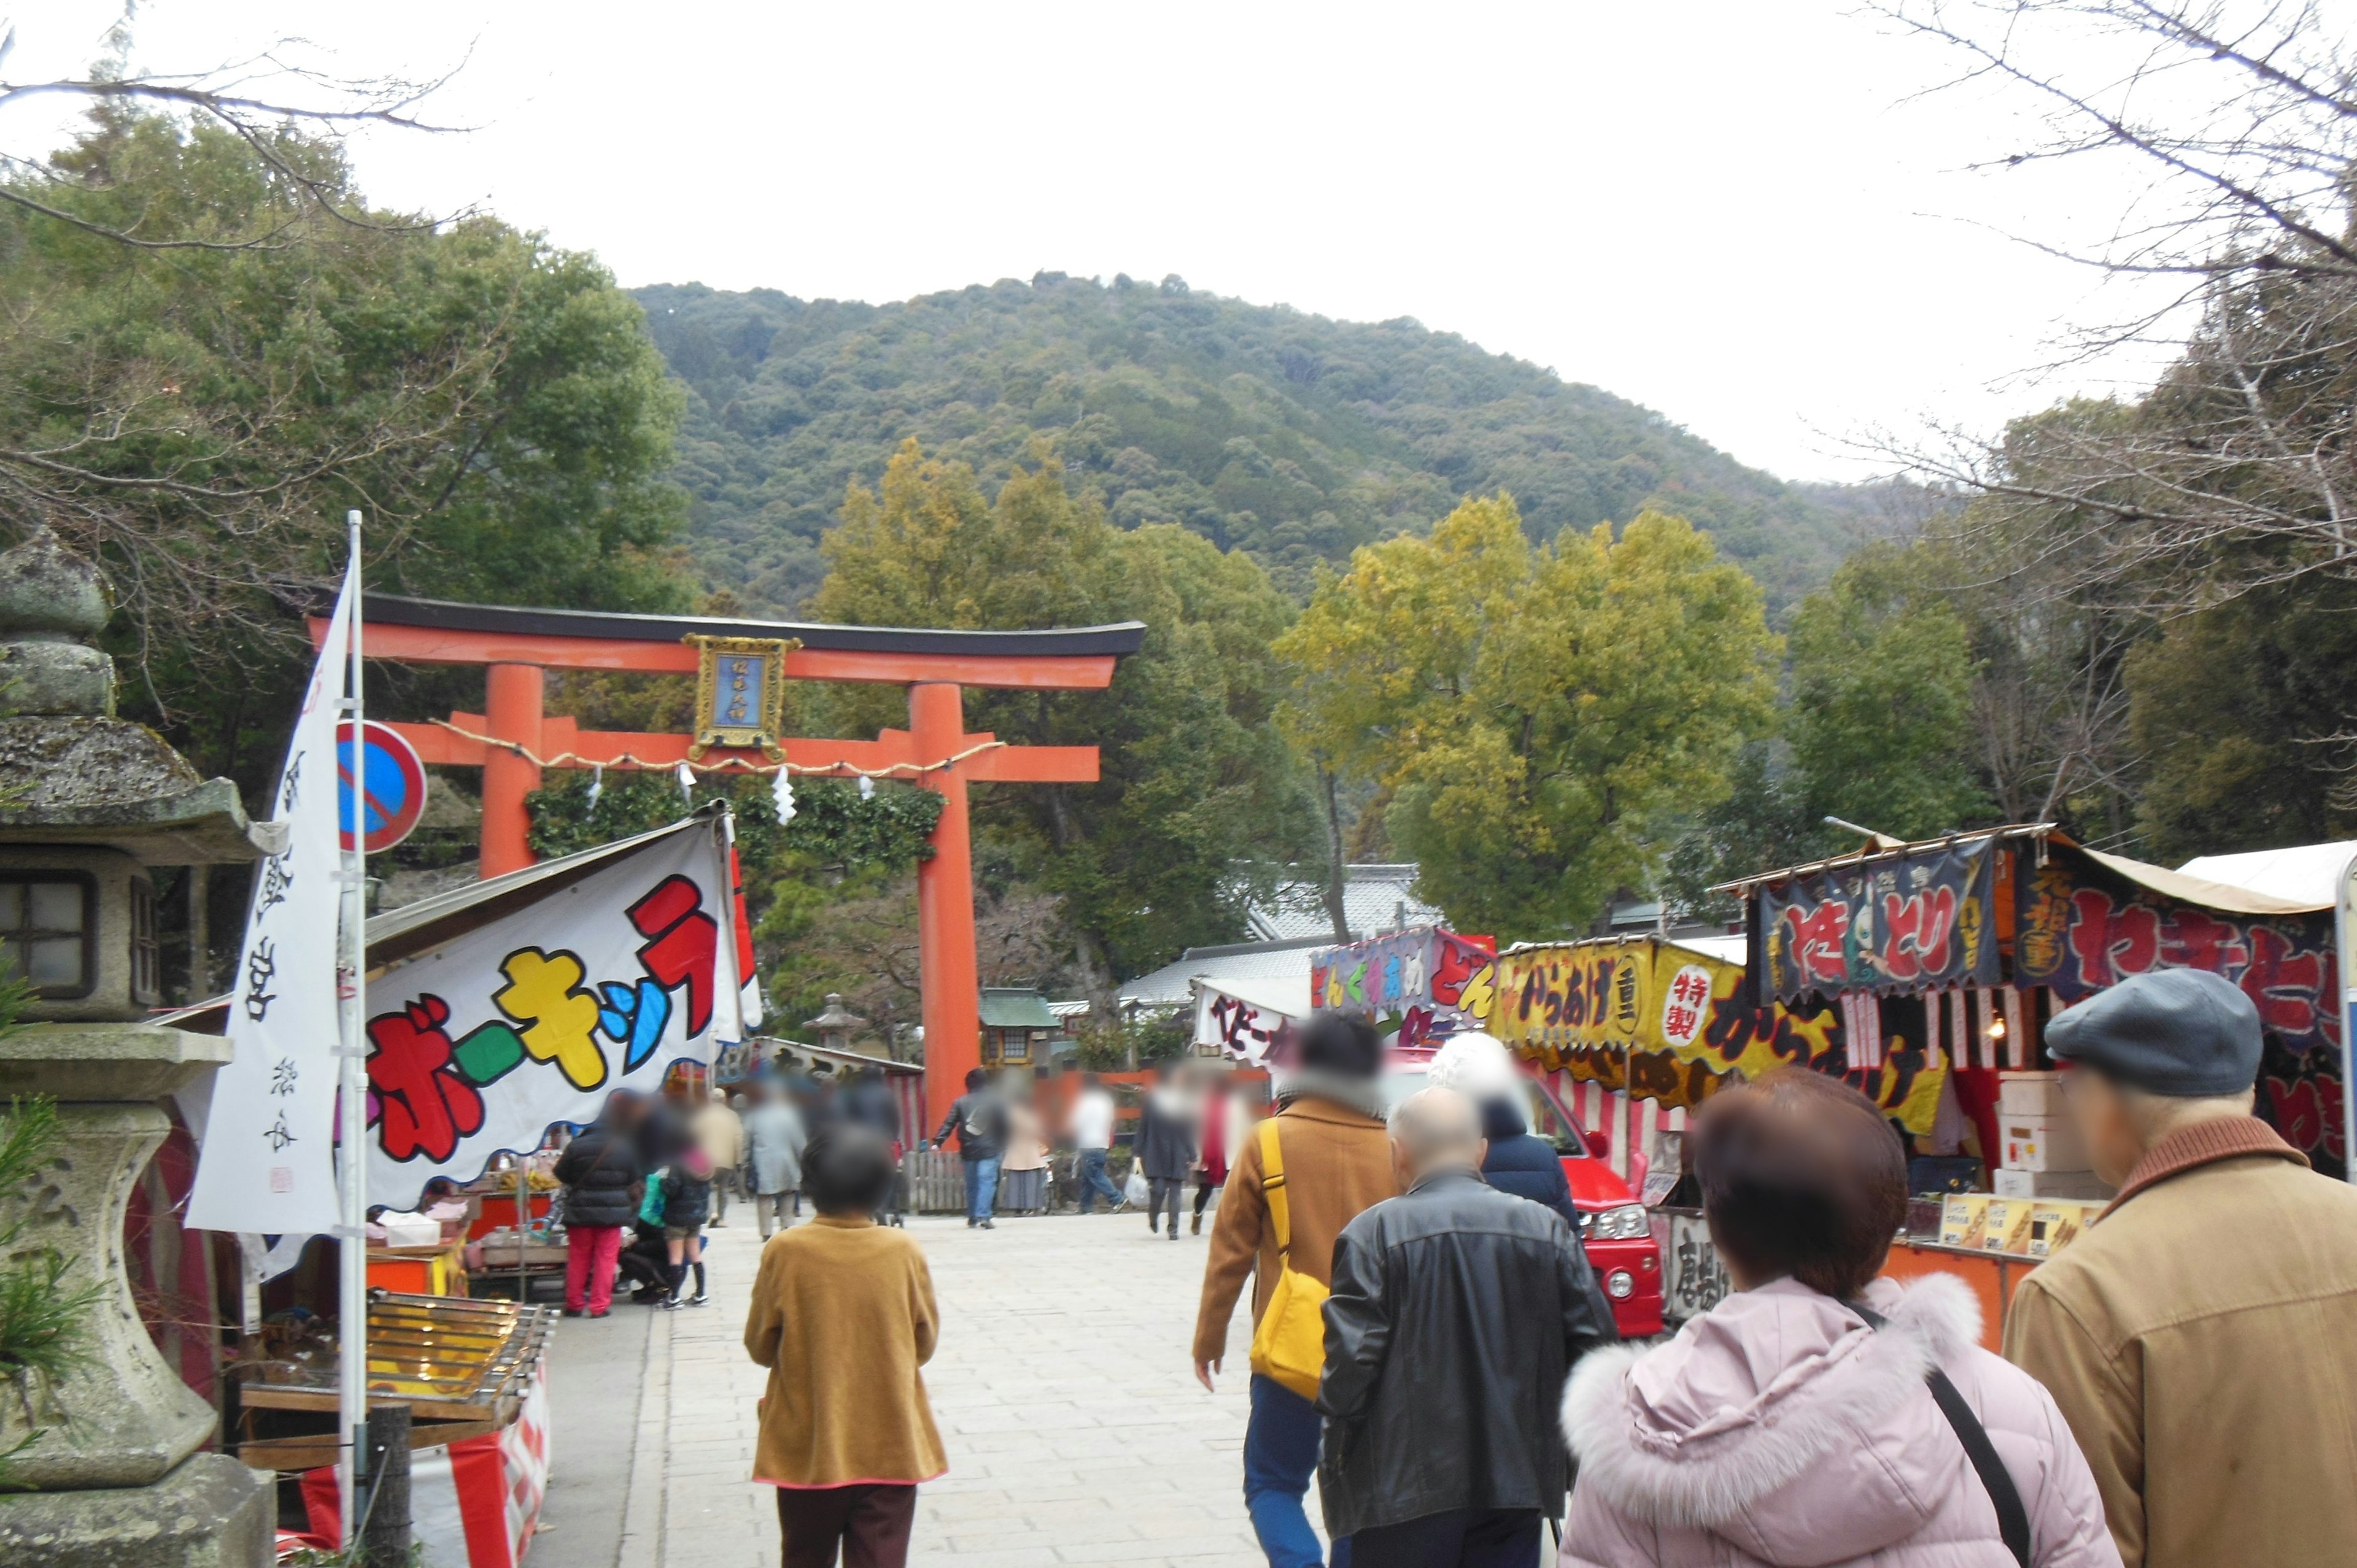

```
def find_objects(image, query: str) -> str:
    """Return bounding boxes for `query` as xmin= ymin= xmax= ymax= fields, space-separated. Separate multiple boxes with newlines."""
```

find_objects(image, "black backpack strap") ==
xmin=1851 ymin=1302 xmax=2032 ymax=1568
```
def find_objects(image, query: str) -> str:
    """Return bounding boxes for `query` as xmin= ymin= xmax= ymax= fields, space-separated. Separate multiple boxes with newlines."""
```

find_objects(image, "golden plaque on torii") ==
xmin=683 ymin=635 xmax=799 ymax=760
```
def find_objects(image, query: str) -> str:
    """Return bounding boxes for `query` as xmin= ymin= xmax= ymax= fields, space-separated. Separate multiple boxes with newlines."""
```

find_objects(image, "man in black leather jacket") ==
xmin=1318 ymin=1087 xmax=1618 ymax=1567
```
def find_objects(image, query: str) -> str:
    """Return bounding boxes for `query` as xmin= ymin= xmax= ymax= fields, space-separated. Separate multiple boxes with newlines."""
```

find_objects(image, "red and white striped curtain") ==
xmin=1841 ymin=992 xmax=1883 ymax=1071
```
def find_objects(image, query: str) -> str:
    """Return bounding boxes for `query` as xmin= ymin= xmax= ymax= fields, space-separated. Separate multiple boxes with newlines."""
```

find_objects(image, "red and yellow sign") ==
xmin=1484 ymin=937 xmax=1943 ymax=1131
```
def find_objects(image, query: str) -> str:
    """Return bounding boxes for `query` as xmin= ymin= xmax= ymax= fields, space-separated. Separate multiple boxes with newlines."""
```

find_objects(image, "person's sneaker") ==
xmin=966 ymin=1218 xmax=977 ymax=1229
xmin=1191 ymin=1213 xmax=1202 ymax=1236
xmin=658 ymin=1294 xmax=679 ymax=1310
xmin=708 ymin=1218 xmax=726 ymax=1228
xmin=689 ymin=1291 xmax=710 ymax=1307
xmin=587 ymin=1308 xmax=610 ymax=1319
xmin=979 ymin=1218 xmax=994 ymax=1230
xmin=562 ymin=1307 xmax=583 ymax=1318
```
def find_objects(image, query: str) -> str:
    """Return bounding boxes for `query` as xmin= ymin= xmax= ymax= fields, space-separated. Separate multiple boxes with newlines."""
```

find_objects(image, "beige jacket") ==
xmin=1193 ymin=1093 xmax=1397 ymax=1365
xmin=744 ymin=1216 xmax=946 ymax=1488
xmin=2003 ymin=1116 xmax=2357 ymax=1568
xmin=692 ymin=1101 xmax=743 ymax=1172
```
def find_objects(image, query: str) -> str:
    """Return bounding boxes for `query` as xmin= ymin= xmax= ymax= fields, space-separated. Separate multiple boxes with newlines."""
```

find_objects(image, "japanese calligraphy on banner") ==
xmin=186 ymin=563 xmax=355 ymax=1234
xmin=1310 ymin=926 xmax=1498 ymax=1047
xmin=1192 ymin=981 xmax=1297 ymax=1065
xmin=1757 ymin=840 xmax=2000 ymax=1002
xmin=2016 ymin=842 xmax=2343 ymax=1173
xmin=1491 ymin=938 xmax=1943 ymax=1131
xmin=364 ymin=820 xmax=741 ymax=1212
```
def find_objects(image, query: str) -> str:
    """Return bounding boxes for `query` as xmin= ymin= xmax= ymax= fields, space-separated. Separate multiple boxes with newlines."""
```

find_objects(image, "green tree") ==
xmin=2126 ymin=580 xmax=2357 ymax=859
xmin=1279 ymin=493 xmax=1780 ymax=938
xmin=814 ymin=440 xmax=1317 ymax=988
xmin=0 ymin=109 xmax=688 ymax=797
xmin=1786 ymin=542 xmax=1989 ymax=840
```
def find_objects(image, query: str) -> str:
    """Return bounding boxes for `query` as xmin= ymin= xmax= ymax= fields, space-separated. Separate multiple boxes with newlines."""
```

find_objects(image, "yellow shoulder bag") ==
xmin=1246 ymin=1116 xmax=1329 ymax=1400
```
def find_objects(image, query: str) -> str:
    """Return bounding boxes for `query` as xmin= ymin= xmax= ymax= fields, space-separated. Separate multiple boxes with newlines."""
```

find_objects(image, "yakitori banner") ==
xmin=1310 ymin=925 xmax=1497 ymax=1046
xmin=1757 ymin=839 xmax=2001 ymax=1002
xmin=364 ymin=817 xmax=741 ymax=1211
xmin=2016 ymin=841 xmax=2343 ymax=1174
xmin=1192 ymin=979 xmax=1299 ymax=1065
xmin=1489 ymin=937 xmax=1941 ymax=1131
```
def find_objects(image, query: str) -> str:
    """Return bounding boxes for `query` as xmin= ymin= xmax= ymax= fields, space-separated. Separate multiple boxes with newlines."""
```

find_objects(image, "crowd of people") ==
xmin=563 ymin=965 xmax=2357 ymax=1568
xmin=552 ymin=1062 xmax=907 ymax=1315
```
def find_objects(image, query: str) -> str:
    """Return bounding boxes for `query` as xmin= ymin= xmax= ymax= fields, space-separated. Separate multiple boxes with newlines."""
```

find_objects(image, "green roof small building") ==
xmin=978 ymin=987 xmax=1058 ymax=1069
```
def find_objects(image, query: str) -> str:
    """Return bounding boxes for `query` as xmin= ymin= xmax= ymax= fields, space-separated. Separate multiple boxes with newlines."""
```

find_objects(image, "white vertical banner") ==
xmin=2002 ymin=987 xmax=2028 ymax=1069
xmin=1973 ymin=989 xmax=1996 ymax=1072
xmin=1924 ymin=986 xmax=1946 ymax=1063
xmin=1948 ymin=989 xmax=1972 ymax=1070
xmin=186 ymin=565 xmax=355 ymax=1234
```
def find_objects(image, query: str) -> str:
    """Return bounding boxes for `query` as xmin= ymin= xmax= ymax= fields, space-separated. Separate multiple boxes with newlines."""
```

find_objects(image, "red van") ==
xmin=1382 ymin=1046 xmax=1665 ymax=1340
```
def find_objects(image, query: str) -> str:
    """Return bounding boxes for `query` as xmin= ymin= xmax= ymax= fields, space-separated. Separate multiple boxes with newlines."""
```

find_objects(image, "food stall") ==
xmin=1713 ymin=824 xmax=2343 ymax=1344
xmin=1309 ymin=924 xmax=1498 ymax=1046
xmin=231 ymin=1291 xmax=555 ymax=1566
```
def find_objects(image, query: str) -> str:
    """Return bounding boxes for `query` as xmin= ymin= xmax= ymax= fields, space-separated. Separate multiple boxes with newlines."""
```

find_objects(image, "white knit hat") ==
xmin=1425 ymin=1030 xmax=1521 ymax=1102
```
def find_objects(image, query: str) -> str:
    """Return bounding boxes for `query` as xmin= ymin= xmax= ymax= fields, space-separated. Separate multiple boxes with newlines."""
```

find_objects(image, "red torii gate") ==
xmin=312 ymin=595 xmax=1144 ymax=1129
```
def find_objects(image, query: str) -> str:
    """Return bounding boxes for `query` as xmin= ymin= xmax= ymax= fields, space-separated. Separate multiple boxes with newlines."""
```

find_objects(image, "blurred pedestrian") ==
xmin=1561 ymin=1068 xmax=2118 ymax=1568
xmin=997 ymin=1073 xmax=1051 ymax=1216
xmin=662 ymin=1145 xmax=714 ymax=1308
xmin=1069 ymin=1071 xmax=1124 ymax=1214
xmin=1321 ymin=1087 xmax=1616 ymax=1566
xmin=1191 ymin=1070 xmax=1245 ymax=1235
xmin=926 ymin=1067 xmax=1008 ymax=1229
xmin=840 ymin=1066 xmax=907 ymax=1224
xmin=2007 ymin=968 xmax=2357 ymax=1567
xmin=746 ymin=1123 xmax=946 ymax=1568
xmin=1195 ymin=1012 xmax=1398 ymax=1568
xmin=694 ymin=1086 xmax=745 ymax=1228
xmin=1136 ymin=1059 xmax=1196 ymax=1240
xmin=743 ymin=1082 xmax=808 ymax=1240
xmin=554 ymin=1096 xmax=643 ymax=1318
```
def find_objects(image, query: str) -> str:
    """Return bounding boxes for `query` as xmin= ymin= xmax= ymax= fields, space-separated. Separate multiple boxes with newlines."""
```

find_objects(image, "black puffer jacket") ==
xmin=554 ymin=1124 xmax=643 ymax=1230
xmin=1317 ymin=1169 xmax=1618 ymax=1539
xmin=1477 ymin=1095 xmax=1582 ymax=1231
xmin=661 ymin=1169 xmax=713 ymax=1230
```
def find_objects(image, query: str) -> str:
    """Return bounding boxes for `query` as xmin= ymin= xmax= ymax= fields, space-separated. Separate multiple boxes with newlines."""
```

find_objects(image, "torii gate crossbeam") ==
xmin=312 ymin=595 xmax=1144 ymax=1130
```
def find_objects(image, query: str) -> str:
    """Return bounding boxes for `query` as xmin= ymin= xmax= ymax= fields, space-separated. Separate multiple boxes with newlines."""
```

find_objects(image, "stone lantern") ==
xmin=0 ymin=530 xmax=275 ymax=1566
xmin=803 ymin=992 xmax=867 ymax=1055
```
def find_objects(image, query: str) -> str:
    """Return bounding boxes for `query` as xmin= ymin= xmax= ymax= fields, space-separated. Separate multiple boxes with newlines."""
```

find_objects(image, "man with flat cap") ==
xmin=2004 ymin=967 xmax=2357 ymax=1568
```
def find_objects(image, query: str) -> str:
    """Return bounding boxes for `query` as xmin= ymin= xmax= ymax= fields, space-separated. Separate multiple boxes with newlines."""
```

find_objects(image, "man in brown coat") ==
xmin=2005 ymin=967 xmax=2357 ymax=1568
xmin=1195 ymin=1012 xmax=1397 ymax=1568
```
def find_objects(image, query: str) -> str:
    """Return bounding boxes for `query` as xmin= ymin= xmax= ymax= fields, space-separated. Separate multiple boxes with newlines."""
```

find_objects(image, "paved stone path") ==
xmin=535 ymin=1207 xmax=1331 ymax=1567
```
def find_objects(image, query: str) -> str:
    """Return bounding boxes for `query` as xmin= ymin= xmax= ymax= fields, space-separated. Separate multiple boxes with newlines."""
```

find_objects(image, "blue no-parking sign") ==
xmin=336 ymin=719 xmax=429 ymax=853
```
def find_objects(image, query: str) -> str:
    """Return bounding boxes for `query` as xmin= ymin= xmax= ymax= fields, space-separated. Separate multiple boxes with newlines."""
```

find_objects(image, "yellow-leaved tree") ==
xmin=1275 ymin=493 xmax=1779 ymax=938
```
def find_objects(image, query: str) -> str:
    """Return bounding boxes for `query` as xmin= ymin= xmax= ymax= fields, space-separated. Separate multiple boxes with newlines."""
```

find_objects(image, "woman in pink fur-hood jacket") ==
xmin=1560 ymin=1070 xmax=2121 ymax=1568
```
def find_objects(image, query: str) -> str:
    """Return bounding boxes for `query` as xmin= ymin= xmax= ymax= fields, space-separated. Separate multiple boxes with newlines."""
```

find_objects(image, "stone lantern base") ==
xmin=0 ymin=1025 xmax=274 ymax=1567
xmin=0 ymin=1453 xmax=273 ymax=1568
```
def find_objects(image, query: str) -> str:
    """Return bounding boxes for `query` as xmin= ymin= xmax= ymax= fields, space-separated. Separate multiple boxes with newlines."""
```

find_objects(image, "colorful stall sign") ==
xmin=2017 ymin=841 xmax=2344 ymax=1173
xmin=1757 ymin=839 xmax=2001 ymax=1002
xmin=364 ymin=819 xmax=742 ymax=1210
xmin=1310 ymin=925 xmax=1498 ymax=1046
xmin=1491 ymin=937 xmax=1943 ymax=1132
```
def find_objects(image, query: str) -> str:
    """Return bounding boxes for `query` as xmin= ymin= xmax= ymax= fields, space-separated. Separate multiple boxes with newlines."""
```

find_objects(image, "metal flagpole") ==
xmin=337 ymin=509 xmax=371 ymax=1547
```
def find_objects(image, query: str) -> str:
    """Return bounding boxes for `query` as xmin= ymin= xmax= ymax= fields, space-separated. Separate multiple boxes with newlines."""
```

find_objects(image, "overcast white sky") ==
xmin=9 ymin=1 xmax=2189 ymax=482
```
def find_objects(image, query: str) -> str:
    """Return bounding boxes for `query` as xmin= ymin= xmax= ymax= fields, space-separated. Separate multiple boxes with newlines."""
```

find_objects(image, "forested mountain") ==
xmin=634 ymin=274 xmax=1883 ymax=614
